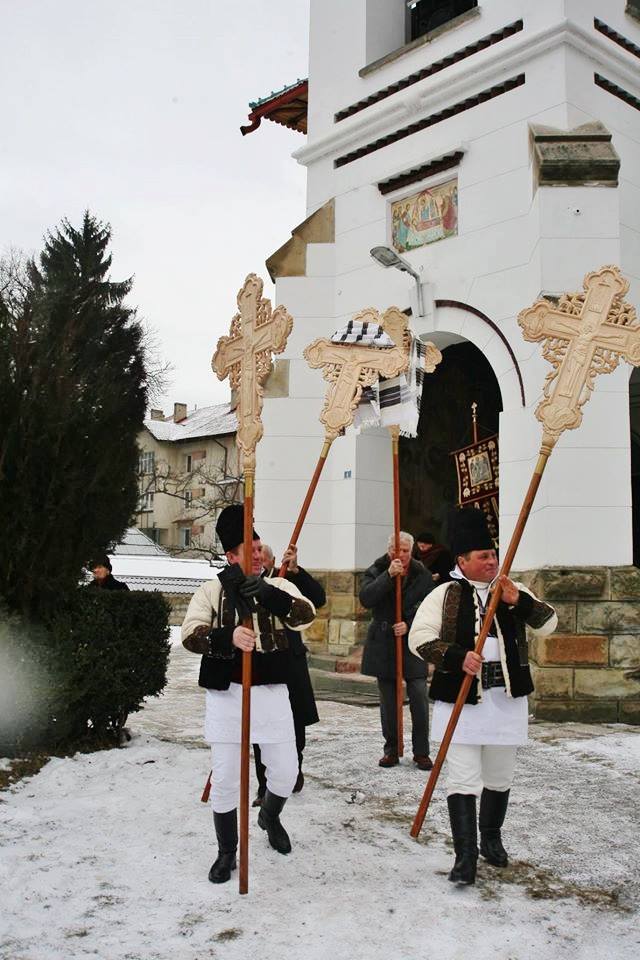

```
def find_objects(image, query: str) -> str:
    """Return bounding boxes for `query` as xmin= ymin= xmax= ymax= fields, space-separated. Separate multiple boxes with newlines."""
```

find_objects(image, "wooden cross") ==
xmin=211 ymin=272 xmax=293 ymax=896
xmin=518 ymin=265 xmax=640 ymax=453
xmin=213 ymin=273 xmax=293 ymax=472
xmin=303 ymin=307 xmax=412 ymax=441
xmin=411 ymin=263 xmax=640 ymax=837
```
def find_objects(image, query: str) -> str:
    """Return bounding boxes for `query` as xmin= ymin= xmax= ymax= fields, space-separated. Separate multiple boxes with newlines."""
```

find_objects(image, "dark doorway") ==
xmin=630 ymin=368 xmax=640 ymax=567
xmin=399 ymin=339 xmax=502 ymax=547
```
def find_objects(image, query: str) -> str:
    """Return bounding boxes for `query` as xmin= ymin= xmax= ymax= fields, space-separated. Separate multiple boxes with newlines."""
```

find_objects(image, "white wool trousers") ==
xmin=210 ymin=741 xmax=298 ymax=814
xmin=446 ymin=743 xmax=517 ymax=797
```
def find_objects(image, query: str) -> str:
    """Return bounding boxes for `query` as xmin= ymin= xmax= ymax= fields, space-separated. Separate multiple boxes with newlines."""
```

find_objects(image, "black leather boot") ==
xmin=208 ymin=809 xmax=238 ymax=883
xmin=447 ymin=794 xmax=478 ymax=885
xmin=479 ymin=788 xmax=510 ymax=867
xmin=257 ymin=790 xmax=292 ymax=854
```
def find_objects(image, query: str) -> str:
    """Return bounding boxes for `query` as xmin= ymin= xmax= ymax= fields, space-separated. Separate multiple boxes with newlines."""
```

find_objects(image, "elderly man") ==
xmin=409 ymin=508 xmax=557 ymax=885
xmin=261 ymin=543 xmax=276 ymax=576
xmin=360 ymin=531 xmax=434 ymax=769
xmin=181 ymin=505 xmax=316 ymax=884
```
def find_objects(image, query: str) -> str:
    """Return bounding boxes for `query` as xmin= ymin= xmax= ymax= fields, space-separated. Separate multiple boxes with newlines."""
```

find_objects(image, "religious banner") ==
xmin=450 ymin=434 xmax=499 ymax=545
xmin=391 ymin=178 xmax=458 ymax=253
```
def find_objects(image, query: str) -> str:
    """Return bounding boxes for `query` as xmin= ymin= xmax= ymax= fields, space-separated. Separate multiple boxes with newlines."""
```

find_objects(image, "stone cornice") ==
xmin=293 ymin=19 xmax=640 ymax=168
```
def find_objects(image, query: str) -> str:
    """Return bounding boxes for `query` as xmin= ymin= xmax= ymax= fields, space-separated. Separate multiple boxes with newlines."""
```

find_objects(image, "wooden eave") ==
xmin=241 ymin=80 xmax=308 ymax=136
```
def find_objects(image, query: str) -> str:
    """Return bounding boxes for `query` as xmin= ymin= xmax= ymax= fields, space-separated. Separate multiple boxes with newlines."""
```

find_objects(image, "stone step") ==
xmin=309 ymin=667 xmax=379 ymax=706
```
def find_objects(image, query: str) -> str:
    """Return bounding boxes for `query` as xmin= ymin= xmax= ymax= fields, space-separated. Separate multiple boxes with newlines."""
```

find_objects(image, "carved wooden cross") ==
xmin=518 ymin=265 xmax=640 ymax=453
xmin=213 ymin=273 xmax=293 ymax=472
xmin=304 ymin=307 xmax=416 ymax=440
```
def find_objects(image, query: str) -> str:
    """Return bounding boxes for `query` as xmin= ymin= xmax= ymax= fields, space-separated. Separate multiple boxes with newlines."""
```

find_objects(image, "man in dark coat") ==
xmin=253 ymin=543 xmax=324 ymax=804
xmin=413 ymin=531 xmax=454 ymax=585
xmin=360 ymin=531 xmax=434 ymax=769
xmin=87 ymin=556 xmax=129 ymax=591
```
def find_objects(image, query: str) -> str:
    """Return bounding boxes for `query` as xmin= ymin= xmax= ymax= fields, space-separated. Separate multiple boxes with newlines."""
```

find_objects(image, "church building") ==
xmin=244 ymin=0 xmax=640 ymax=722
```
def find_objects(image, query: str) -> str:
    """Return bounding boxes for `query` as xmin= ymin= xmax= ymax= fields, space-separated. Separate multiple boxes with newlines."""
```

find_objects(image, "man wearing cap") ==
xmin=409 ymin=508 xmax=557 ymax=886
xmin=181 ymin=505 xmax=316 ymax=884
xmin=87 ymin=556 xmax=129 ymax=591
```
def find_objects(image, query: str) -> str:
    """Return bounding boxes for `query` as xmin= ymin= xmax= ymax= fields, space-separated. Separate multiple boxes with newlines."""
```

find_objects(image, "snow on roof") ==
xmin=111 ymin=527 xmax=169 ymax=557
xmin=108 ymin=554 xmax=223 ymax=594
xmin=143 ymin=403 xmax=237 ymax=443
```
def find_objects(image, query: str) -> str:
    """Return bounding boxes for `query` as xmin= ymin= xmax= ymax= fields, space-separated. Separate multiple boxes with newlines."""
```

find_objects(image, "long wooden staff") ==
xmin=213 ymin=273 xmax=293 ymax=893
xmin=278 ymin=307 xmax=412 ymax=578
xmin=277 ymin=438 xmax=331 ymax=577
xmin=411 ymin=264 xmax=640 ymax=837
xmin=390 ymin=426 xmax=404 ymax=757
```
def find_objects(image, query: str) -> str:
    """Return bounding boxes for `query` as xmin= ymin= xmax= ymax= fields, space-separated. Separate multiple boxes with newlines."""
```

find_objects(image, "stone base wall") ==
xmin=304 ymin=570 xmax=370 ymax=658
xmin=516 ymin=567 xmax=640 ymax=724
xmin=165 ymin=593 xmax=191 ymax=627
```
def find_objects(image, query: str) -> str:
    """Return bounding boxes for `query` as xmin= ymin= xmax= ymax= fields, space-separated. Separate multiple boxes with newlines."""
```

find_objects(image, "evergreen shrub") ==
xmin=0 ymin=590 xmax=171 ymax=755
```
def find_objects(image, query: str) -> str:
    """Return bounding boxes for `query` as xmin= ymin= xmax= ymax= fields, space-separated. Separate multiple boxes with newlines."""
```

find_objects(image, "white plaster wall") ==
xmin=258 ymin=1 xmax=640 ymax=570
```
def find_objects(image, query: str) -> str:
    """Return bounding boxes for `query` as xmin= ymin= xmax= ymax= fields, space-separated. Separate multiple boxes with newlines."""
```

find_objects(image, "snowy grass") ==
xmin=1 ymin=647 xmax=639 ymax=960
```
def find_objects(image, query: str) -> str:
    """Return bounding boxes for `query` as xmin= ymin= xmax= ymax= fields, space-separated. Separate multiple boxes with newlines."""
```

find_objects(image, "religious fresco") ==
xmin=391 ymin=178 xmax=458 ymax=253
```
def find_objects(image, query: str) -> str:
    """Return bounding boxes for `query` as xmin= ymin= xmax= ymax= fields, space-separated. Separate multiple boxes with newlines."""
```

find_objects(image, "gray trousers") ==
xmin=377 ymin=677 xmax=429 ymax=757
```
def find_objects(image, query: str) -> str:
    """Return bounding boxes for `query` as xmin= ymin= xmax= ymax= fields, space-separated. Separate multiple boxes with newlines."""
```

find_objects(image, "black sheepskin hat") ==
xmin=449 ymin=507 xmax=493 ymax=557
xmin=215 ymin=504 xmax=259 ymax=553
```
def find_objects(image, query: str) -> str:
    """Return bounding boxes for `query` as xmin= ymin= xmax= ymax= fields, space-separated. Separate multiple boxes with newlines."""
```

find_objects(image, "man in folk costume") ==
xmin=408 ymin=508 xmax=557 ymax=885
xmin=253 ymin=543 xmax=325 ymax=805
xmin=360 ymin=531 xmax=435 ymax=770
xmin=181 ymin=504 xmax=316 ymax=884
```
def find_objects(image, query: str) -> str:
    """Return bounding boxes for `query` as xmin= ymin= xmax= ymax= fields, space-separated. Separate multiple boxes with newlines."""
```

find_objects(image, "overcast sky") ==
xmin=0 ymin=0 xmax=310 ymax=412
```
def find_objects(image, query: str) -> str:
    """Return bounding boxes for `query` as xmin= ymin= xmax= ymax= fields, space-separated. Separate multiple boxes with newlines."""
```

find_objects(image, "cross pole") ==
xmin=276 ymin=307 xmax=410 ymax=578
xmin=411 ymin=264 xmax=640 ymax=837
xmin=212 ymin=273 xmax=293 ymax=893
xmin=386 ymin=338 xmax=442 ymax=757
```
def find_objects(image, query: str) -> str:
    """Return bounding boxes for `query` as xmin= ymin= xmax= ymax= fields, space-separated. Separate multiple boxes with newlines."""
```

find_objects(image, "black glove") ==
xmin=238 ymin=575 xmax=293 ymax=618
xmin=237 ymin=574 xmax=268 ymax=601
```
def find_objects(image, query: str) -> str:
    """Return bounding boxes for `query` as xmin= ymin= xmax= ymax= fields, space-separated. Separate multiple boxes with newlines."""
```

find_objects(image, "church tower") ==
xmin=255 ymin=0 xmax=640 ymax=721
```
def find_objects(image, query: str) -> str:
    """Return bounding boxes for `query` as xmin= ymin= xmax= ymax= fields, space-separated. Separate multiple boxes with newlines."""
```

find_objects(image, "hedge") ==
xmin=0 ymin=590 xmax=171 ymax=755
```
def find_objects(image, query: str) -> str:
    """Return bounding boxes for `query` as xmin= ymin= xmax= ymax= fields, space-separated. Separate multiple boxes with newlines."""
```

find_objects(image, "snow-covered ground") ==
xmin=1 ymin=646 xmax=639 ymax=960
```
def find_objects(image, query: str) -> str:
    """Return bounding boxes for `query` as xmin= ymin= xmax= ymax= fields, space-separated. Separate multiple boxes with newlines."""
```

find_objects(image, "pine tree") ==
xmin=0 ymin=213 xmax=148 ymax=617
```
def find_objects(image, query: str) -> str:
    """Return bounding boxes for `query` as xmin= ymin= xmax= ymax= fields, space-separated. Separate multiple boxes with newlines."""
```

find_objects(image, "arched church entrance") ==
xmin=399 ymin=337 xmax=503 ymax=548
xmin=630 ymin=367 xmax=640 ymax=567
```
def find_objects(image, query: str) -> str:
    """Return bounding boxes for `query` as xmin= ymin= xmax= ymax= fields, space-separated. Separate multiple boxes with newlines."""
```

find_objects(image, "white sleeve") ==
xmin=408 ymin=583 xmax=448 ymax=658
xmin=181 ymin=579 xmax=220 ymax=646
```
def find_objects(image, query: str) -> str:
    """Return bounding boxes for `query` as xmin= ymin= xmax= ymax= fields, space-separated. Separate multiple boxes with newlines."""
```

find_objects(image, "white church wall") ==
xmin=261 ymin=1 xmax=640 ymax=572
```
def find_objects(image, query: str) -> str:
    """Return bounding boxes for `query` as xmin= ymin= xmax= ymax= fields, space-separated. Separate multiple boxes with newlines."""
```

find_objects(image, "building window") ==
xmin=184 ymin=490 xmax=193 ymax=509
xmin=185 ymin=454 xmax=193 ymax=472
xmin=138 ymin=491 xmax=154 ymax=512
xmin=179 ymin=526 xmax=192 ymax=548
xmin=407 ymin=0 xmax=477 ymax=42
xmin=138 ymin=450 xmax=155 ymax=474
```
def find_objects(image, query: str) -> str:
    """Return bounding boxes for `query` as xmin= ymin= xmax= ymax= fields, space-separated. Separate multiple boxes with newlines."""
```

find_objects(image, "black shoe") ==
xmin=258 ymin=790 xmax=292 ymax=854
xmin=292 ymin=770 xmax=304 ymax=793
xmin=479 ymin=788 xmax=510 ymax=867
xmin=447 ymin=794 xmax=478 ymax=885
xmin=208 ymin=810 xmax=238 ymax=884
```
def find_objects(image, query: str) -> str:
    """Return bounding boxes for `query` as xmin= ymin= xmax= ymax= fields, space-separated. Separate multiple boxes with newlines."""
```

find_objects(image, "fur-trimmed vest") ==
xmin=423 ymin=580 xmax=553 ymax=705
xmin=197 ymin=589 xmax=293 ymax=691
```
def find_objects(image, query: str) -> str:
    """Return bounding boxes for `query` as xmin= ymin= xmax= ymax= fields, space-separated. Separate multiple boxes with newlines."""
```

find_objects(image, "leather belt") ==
xmin=481 ymin=661 xmax=505 ymax=689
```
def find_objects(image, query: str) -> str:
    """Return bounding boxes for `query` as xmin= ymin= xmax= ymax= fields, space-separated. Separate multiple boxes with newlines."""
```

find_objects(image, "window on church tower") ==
xmin=407 ymin=0 xmax=477 ymax=42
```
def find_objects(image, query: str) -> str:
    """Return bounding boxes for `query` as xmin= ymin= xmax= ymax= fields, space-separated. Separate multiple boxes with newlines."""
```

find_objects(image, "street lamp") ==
xmin=370 ymin=245 xmax=425 ymax=317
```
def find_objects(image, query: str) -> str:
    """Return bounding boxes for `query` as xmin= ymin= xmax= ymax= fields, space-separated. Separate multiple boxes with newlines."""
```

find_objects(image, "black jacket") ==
xmin=359 ymin=556 xmax=433 ymax=680
xmin=88 ymin=574 xmax=129 ymax=592
xmin=266 ymin=566 xmax=324 ymax=727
